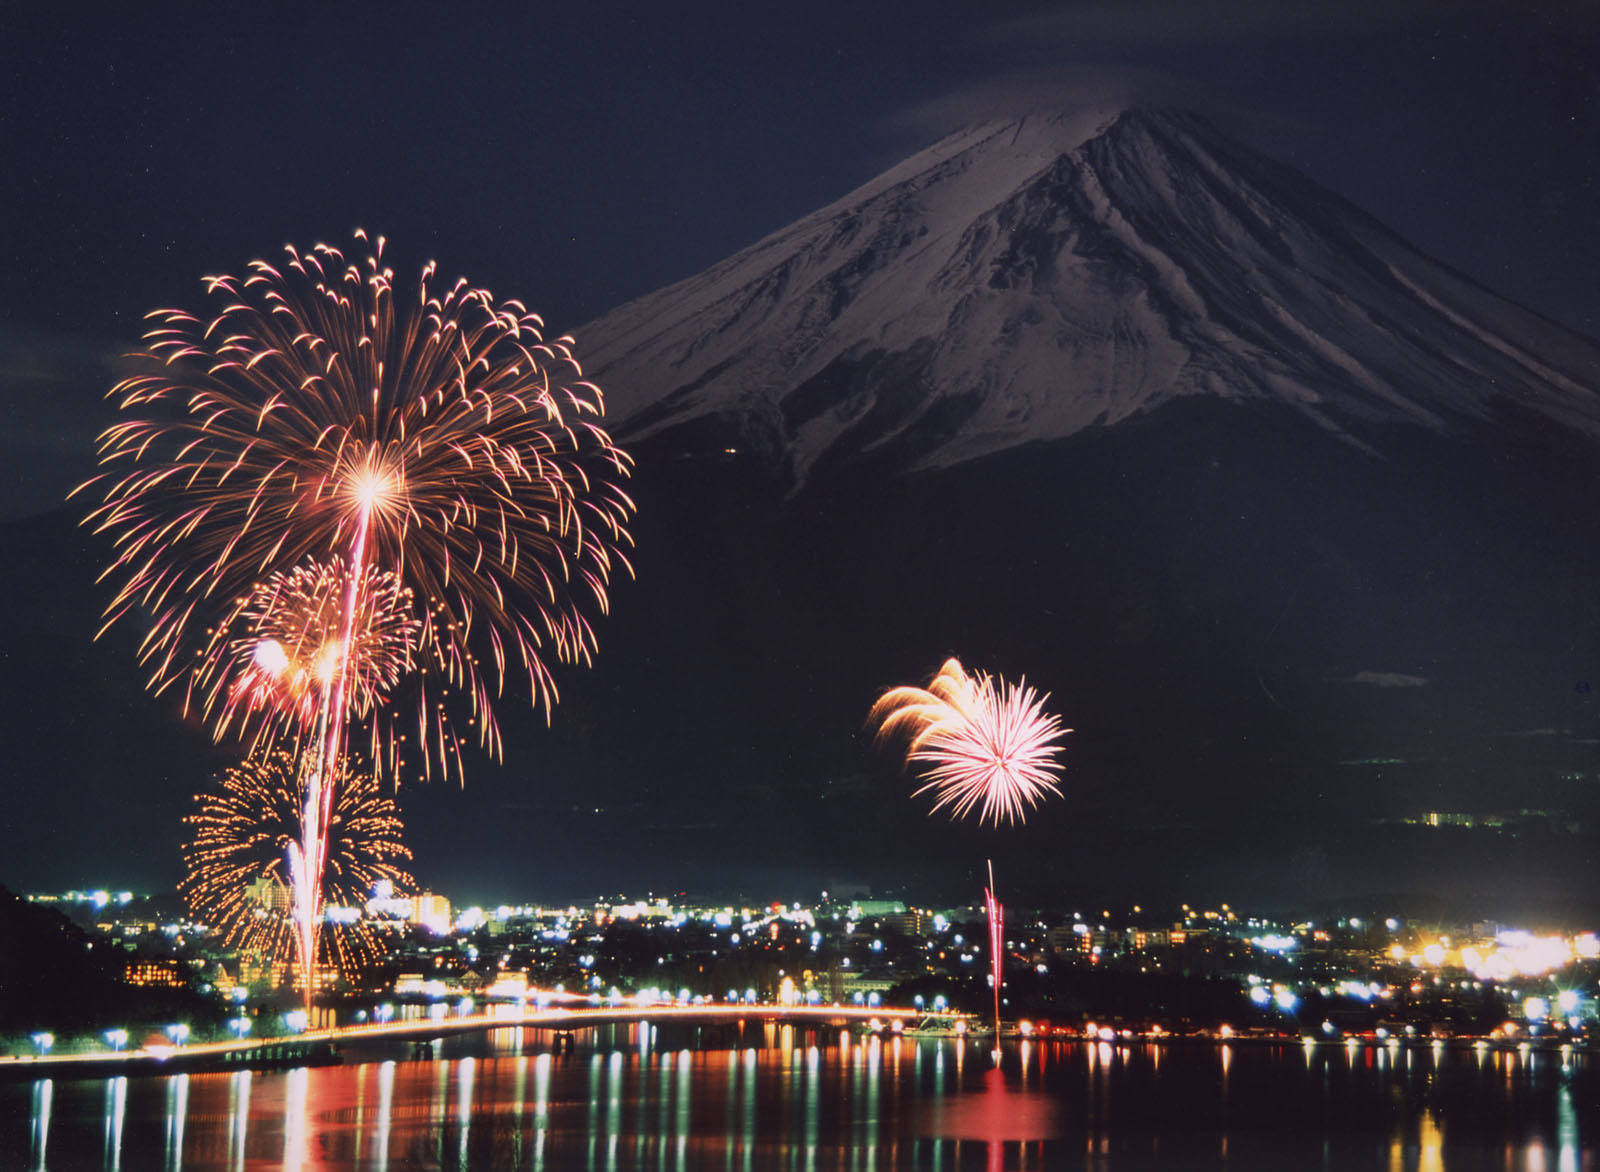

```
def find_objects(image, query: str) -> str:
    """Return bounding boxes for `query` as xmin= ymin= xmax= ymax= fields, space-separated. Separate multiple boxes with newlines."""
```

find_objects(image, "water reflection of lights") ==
xmin=916 ymin=1064 xmax=1059 ymax=1166
xmin=805 ymin=1045 xmax=821 ymax=1165
xmin=743 ymin=1047 xmax=760 ymax=1156
xmin=533 ymin=1052 xmax=553 ymax=1169
xmin=606 ymin=1049 xmax=624 ymax=1166
xmin=9 ymin=1036 xmax=1599 ymax=1169
xmin=456 ymin=1057 xmax=475 ymax=1169
xmin=284 ymin=1066 xmax=311 ymax=1172
xmin=164 ymin=1074 xmax=188 ymax=1172
xmin=1388 ymin=1107 xmax=1444 ymax=1172
xmin=228 ymin=1069 xmax=252 ymax=1172
xmin=29 ymin=1079 xmax=51 ymax=1171
xmin=1557 ymin=1081 xmax=1580 ymax=1172
xmin=102 ymin=1075 xmax=127 ymax=1172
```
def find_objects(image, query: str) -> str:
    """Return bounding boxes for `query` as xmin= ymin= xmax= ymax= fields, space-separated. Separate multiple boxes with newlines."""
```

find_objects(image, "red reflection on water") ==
xmin=916 ymin=1065 xmax=1059 ymax=1171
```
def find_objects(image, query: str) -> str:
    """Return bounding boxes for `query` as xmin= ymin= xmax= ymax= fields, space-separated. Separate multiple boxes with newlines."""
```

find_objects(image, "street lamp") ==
xmin=283 ymin=1010 xmax=308 ymax=1034
xmin=229 ymin=1017 xmax=252 ymax=1040
xmin=104 ymin=1029 xmax=128 ymax=1052
xmin=166 ymin=1024 xmax=190 ymax=1047
xmin=31 ymin=1032 xmax=53 ymax=1057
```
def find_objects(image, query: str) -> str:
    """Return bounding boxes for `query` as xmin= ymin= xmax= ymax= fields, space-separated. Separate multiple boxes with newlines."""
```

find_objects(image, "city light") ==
xmin=16 ymin=881 xmax=1600 ymax=1072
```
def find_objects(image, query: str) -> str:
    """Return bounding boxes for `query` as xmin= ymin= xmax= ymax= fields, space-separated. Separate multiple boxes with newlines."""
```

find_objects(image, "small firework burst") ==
xmin=192 ymin=554 xmax=422 ymax=769
xmin=179 ymin=747 xmax=414 ymax=984
xmin=870 ymin=657 xmax=1069 ymax=826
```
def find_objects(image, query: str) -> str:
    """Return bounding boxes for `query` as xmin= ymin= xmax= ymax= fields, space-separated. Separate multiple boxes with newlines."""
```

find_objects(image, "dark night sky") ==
xmin=3 ymin=1 xmax=1597 ymax=908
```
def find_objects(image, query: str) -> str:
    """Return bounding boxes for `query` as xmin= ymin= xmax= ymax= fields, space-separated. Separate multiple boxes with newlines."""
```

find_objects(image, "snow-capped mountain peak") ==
xmin=578 ymin=106 xmax=1600 ymax=485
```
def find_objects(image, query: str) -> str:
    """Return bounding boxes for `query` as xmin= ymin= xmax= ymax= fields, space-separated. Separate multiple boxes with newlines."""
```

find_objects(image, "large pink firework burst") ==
xmin=870 ymin=658 xmax=1069 ymax=826
xmin=77 ymin=229 xmax=635 ymax=783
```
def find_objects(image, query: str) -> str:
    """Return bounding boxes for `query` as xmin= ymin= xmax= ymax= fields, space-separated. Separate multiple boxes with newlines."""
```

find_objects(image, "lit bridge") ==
xmin=0 ymin=1003 xmax=937 ymax=1082
xmin=315 ymin=1001 xmax=924 ymax=1050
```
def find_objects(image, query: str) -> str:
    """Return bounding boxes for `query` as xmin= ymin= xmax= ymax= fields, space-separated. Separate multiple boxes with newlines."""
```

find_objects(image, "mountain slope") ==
xmin=579 ymin=107 xmax=1600 ymax=486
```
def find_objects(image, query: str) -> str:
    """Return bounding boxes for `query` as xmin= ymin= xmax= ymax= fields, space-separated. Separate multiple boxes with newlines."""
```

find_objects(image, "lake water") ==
xmin=2 ymin=1024 xmax=1596 ymax=1170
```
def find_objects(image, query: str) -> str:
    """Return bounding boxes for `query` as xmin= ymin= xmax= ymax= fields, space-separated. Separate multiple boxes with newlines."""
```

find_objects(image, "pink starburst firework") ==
xmin=870 ymin=658 xmax=1069 ymax=826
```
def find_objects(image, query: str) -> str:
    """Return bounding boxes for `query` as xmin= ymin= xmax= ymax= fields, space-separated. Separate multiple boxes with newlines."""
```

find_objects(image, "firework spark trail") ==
xmin=869 ymin=658 xmax=1069 ymax=826
xmin=985 ymin=860 xmax=1003 ymax=1046
xmin=180 ymin=748 xmax=414 ymax=985
xmin=80 ymin=230 xmax=634 ymax=1006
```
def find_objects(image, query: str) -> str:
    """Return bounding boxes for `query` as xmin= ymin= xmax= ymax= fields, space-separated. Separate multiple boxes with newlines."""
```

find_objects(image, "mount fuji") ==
xmin=583 ymin=107 xmax=1600 ymax=488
